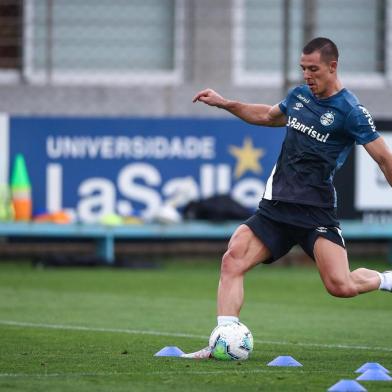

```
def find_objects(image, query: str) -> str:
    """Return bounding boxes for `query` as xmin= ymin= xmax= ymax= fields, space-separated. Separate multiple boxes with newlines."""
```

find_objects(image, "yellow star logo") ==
xmin=229 ymin=137 xmax=265 ymax=178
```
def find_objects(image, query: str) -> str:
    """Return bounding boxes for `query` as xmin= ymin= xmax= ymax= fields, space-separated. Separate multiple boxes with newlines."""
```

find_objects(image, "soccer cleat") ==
xmin=380 ymin=271 xmax=392 ymax=292
xmin=181 ymin=346 xmax=212 ymax=359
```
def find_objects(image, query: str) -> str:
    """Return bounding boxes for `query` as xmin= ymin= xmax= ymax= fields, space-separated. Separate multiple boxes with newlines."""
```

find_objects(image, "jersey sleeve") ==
xmin=278 ymin=97 xmax=288 ymax=115
xmin=278 ymin=87 xmax=296 ymax=115
xmin=345 ymin=105 xmax=380 ymax=145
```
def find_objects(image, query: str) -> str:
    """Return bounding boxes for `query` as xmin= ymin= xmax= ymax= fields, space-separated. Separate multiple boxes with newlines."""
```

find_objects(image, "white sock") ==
xmin=217 ymin=316 xmax=239 ymax=326
xmin=378 ymin=272 xmax=392 ymax=291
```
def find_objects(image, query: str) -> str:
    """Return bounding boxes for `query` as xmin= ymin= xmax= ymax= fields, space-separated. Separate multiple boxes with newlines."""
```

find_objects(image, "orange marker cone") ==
xmin=10 ymin=154 xmax=32 ymax=221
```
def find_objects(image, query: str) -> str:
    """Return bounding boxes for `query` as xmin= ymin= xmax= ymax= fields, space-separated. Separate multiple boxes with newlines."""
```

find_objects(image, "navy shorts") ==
xmin=244 ymin=210 xmax=345 ymax=263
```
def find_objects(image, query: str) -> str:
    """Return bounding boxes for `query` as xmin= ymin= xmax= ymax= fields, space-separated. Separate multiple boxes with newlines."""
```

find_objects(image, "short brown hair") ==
xmin=303 ymin=37 xmax=339 ymax=63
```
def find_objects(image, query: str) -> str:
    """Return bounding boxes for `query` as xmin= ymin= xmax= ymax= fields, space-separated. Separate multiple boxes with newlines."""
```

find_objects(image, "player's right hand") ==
xmin=192 ymin=88 xmax=226 ymax=108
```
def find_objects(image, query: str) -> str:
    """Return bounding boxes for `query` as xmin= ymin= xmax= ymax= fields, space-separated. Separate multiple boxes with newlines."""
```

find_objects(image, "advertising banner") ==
xmin=355 ymin=132 xmax=392 ymax=212
xmin=5 ymin=117 xmax=285 ymax=222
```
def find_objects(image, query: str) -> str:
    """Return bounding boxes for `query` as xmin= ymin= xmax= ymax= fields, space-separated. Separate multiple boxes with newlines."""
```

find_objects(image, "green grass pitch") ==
xmin=0 ymin=258 xmax=391 ymax=391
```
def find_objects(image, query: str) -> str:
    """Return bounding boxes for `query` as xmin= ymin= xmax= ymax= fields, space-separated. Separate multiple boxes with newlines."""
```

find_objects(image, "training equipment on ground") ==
xmin=267 ymin=355 xmax=303 ymax=367
xmin=327 ymin=379 xmax=367 ymax=392
xmin=355 ymin=362 xmax=390 ymax=373
xmin=154 ymin=346 xmax=184 ymax=357
xmin=208 ymin=321 xmax=253 ymax=361
xmin=356 ymin=369 xmax=392 ymax=381
xmin=10 ymin=154 xmax=32 ymax=221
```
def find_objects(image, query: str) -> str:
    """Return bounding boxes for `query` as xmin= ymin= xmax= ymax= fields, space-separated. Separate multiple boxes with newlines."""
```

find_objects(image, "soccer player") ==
xmin=183 ymin=37 xmax=392 ymax=359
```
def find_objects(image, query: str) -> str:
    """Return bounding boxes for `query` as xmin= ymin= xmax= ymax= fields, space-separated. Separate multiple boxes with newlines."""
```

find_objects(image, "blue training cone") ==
xmin=356 ymin=369 xmax=392 ymax=381
xmin=154 ymin=346 xmax=184 ymax=357
xmin=267 ymin=355 xmax=303 ymax=367
xmin=327 ymin=379 xmax=367 ymax=392
xmin=355 ymin=362 xmax=390 ymax=374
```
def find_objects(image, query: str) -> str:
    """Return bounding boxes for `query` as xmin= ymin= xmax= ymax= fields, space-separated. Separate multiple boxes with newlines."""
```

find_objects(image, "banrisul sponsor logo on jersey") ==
xmin=358 ymin=105 xmax=376 ymax=132
xmin=286 ymin=116 xmax=330 ymax=143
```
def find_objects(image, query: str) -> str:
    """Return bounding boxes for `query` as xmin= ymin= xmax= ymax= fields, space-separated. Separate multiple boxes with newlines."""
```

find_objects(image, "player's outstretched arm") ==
xmin=364 ymin=136 xmax=392 ymax=186
xmin=193 ymin=88 xmax=286 ymax=127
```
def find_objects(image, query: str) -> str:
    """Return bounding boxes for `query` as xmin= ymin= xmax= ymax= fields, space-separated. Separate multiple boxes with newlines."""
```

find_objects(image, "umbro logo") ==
xmin=293 ymin=102 xmax=303 ymax=111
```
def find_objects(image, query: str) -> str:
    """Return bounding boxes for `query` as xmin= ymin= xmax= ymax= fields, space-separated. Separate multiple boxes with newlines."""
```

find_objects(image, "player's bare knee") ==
xmin=221 ymin=247 xmax=246 ymax=277
xmin=324 ymin=281 xmax=358 ymax=298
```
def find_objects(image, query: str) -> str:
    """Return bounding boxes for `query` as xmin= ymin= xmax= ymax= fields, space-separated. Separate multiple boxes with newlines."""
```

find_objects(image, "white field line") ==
xmin=1 ymin=319 xmax=392 ymax=353
xmin=0 ymin=369 xmax=309 ymax=378
xmin=0 ymin=369 xmax=335 ymax=379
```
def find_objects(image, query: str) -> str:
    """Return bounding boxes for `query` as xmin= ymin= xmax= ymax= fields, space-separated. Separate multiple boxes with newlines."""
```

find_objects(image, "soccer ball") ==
xmin=209 ymin=321 xmax=253 ymax=360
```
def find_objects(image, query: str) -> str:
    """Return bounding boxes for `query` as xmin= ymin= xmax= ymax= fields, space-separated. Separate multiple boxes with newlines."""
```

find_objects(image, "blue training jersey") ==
xmin=263 ymin=84 xmax=379 ymax=208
